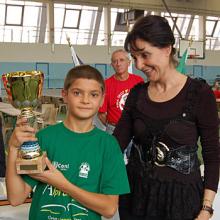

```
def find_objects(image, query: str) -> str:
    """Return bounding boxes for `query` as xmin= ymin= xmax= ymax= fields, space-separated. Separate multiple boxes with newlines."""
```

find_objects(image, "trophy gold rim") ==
xmin=3 ymin=70 xmax=43 ymax=78
xmin=2 ymin=70 xmax=44 ymax=110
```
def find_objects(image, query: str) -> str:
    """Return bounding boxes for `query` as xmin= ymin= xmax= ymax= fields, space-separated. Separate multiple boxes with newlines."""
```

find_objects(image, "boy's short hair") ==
xmin=64 ymin=65 xmax=105 ymax=92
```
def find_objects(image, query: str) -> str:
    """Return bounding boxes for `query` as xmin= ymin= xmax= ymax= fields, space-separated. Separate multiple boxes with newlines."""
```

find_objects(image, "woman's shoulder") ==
xmin=187 ymin=77 xmax=212 ymax=95
xmin=189 ymin=77 xmax=210 ymax=89
xmin=124 ymin=82 xmax=147 ymax=107
xmin=188 ymin=77 xmax=215 ymax=104
xmin=130 ymin=81 xmax=147 ymax=93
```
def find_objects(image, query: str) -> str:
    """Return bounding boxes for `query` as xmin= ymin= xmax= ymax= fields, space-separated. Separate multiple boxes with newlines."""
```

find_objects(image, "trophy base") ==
xmin=16 ymin=152 xmax=47 ymax=174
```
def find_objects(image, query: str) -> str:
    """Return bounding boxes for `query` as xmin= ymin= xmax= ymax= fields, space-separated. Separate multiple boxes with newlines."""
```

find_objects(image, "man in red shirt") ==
xmin=98 ymin=49 xmax=143 ymax=220
xmin=213 ymin=80 xmax=220 ymax=111
xmin=98 ymin=49 xmax=143 ymax=134
xmin=213 ymin=81 xmax=220 ymax=100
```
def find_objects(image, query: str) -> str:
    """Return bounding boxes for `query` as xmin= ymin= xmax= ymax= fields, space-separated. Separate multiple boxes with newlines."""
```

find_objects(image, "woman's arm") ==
xmin=196 ymin=83 xmax=219 ymax=219
xmin=196 ymin=189 xmax=216 ymax=220
xmin=113 ymin=84 xmax=143 ymax=150
xmin=197 ymin=84 xmax=220 ymax=192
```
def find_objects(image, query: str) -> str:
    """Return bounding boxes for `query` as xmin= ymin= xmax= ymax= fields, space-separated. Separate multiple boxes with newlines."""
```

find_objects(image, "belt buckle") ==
xmin=154 ymin=142 xmax=170 ymax=167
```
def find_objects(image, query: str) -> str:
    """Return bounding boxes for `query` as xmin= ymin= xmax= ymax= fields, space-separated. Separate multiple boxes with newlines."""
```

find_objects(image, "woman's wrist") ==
xmin=203 ymin=198 xmax=213 ymax=206
xmin=201 ymin=204 xmax=214 ymax=218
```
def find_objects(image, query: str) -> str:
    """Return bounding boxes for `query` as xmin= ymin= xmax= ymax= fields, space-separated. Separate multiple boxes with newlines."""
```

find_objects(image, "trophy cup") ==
xmin=2 ymin=71 xmax=46 ymax=174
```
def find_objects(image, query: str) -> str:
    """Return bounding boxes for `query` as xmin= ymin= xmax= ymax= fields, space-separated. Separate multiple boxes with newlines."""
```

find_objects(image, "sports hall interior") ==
xmin=0 ymin=0 xmax=220 ymax=219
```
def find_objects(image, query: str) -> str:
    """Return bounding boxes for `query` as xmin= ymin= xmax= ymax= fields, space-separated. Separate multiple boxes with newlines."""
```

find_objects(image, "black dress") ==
xmin=114 ymin=77 xmax=220 ymax=220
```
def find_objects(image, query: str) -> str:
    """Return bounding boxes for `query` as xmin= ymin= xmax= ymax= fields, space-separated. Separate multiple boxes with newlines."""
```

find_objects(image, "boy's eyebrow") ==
xmin=70 ymin=87 xmax=102 ymax=92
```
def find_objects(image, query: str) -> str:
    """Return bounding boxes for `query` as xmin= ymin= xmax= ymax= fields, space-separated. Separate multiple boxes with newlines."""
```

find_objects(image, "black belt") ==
xmin=133 ymin=142 xmax=199 ymax=175
xmin=154 ymin=142 xmax=199 ymax=174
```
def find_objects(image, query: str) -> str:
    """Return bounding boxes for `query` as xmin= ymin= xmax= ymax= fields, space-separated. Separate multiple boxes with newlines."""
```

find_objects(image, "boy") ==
xmin=6 ymin=65 xmax=130 ymax=220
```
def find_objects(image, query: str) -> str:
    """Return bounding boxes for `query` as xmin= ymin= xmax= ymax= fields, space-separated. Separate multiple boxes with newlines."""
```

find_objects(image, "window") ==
xmin=63 ymin=9 xmax=81 ymax=29
xmin=206 ymin=19 xmax=217 ymax=37
xmin=5 ymin=4 xmax=24 ymax=26
xmin=54 ymin=3 xmax=98 ymax=44
xmin=0 ymin=1 xmax=42 ymax=42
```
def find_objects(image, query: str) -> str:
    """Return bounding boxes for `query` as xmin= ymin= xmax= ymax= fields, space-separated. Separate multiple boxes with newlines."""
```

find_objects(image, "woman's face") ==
xmin=130 ymin=38 xmax=172 ymax=82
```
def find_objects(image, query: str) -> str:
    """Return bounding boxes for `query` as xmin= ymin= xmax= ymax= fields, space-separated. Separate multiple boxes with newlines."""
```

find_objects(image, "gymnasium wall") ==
xmin=0 ymin=43 xmax=220 ymax=91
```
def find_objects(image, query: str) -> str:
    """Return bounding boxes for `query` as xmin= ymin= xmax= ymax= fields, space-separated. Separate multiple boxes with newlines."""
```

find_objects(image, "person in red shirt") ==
xmin=98 ymin=49 xmax=144 ymax=134
xmin=213 ymin=80 xmax=220 ymax=100
xmin=213 ymin=80 xmax=220 ymax=111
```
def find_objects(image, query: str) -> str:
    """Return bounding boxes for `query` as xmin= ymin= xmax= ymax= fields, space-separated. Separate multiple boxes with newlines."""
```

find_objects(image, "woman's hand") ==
xmin=195 ymin=210 xmax=212 ymax=220
xmin=8 ymin=117 xmax=37 ymax=150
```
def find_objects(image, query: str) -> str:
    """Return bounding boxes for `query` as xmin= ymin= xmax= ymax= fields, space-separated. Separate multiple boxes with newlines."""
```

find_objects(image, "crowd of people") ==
xmin=4 ymin=14 xmax=220 ymax=220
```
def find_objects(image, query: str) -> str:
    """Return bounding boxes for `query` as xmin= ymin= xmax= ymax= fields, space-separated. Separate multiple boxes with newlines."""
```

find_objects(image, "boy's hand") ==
xmin=29 ymin=158 xmax=68 ymax=191
xmin=8 ymin=117 xmax=37 ymax=150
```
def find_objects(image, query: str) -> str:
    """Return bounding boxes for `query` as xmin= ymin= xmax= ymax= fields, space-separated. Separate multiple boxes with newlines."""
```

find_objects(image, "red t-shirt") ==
xmin=99 ymin=74 xmax=144 ymax=124
xmin=213 ymin=89 xmax=220 ymax=99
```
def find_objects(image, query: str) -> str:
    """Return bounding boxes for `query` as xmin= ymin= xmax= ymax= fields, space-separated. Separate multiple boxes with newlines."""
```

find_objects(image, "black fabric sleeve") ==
xmin=196 ymin=83 xmax=220 ymax=192
xmin=113 ymin=84 xmax=143 ymax=151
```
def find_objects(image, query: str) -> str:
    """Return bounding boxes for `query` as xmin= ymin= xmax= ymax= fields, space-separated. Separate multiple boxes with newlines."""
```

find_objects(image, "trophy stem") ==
xmin=20 ymin=107 xmax=41 ymax=159
xmin=21 ymin=107 xmax=34 ymax=119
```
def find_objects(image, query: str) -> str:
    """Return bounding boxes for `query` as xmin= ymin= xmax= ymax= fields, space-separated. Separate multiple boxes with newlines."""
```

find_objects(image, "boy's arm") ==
xmin=6 ymin=118 xmax=36 ymax=206
xmin=6 ymin=147 xmax=32 ymax=206
xmin=62 ymin=179 xmax=118 ymax=218
xmin=30 ymin=158 xmax=118 ymax=218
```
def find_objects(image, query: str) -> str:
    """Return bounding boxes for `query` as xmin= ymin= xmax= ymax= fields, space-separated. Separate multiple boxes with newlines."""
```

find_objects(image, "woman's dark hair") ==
xmin=64 ymin=64 xmax=105 ymax=92
xmin=124 ymin=15 xmax=177 ymax=65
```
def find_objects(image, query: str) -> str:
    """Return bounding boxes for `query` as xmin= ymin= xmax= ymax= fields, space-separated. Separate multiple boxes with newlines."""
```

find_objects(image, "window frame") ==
xmin=5 ymin=4 xmax=24 ymax=26
xmin=62 ymin=8 xmax=81 ymax=29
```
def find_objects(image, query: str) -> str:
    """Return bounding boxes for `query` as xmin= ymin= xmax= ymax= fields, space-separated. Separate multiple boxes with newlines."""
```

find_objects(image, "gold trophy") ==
xmin=2 ymin=71 xmax=46 ymax=174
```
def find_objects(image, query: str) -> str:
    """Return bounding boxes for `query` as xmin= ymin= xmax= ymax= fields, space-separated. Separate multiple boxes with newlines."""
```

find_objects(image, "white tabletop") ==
xmin=0 ymin=203 xmax=30 ymax=220
xmin=0 ymin=102 xmax=41 ymax=116
xmin=0 ymin=102 xmax=20 ymax=116
xmin=43 ymin=89 xmax=62 ymax=98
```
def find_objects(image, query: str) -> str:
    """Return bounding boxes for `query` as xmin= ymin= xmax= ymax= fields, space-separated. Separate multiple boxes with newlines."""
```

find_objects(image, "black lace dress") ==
xmin=114 ymin=77 xmax=220 ymax=220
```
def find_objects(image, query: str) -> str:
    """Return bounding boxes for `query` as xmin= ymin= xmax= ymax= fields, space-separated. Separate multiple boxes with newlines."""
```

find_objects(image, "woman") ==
xmin=114 ymin=15 xmax=219 ymax=220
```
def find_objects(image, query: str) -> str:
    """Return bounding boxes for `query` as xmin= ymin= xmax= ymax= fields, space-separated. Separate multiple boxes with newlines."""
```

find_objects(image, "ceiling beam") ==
xmin=23 ymin=0 xmax=220 ymax=17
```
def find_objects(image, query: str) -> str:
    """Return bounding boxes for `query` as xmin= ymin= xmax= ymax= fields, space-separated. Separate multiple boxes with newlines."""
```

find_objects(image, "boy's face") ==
xmin=62 ymin=78 xmax=104 ymax=121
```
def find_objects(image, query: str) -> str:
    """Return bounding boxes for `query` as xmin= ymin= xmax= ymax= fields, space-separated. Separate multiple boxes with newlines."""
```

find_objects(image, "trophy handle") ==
xmin=2 ymin=74 xmax=12 ymax=100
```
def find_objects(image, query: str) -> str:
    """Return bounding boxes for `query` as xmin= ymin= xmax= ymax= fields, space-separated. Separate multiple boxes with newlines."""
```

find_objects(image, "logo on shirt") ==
xmin=79 ymin=162 xmax=90 ymax=178
xmin=116 ymin=89 xmax=129 ymax=111
xmin=53 ymin=161 xmax=69 ymax=171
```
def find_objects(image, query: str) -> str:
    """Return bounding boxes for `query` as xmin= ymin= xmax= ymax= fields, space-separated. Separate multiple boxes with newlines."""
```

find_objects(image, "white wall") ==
xmin=0 ymin=43 xmax=121 ymax=64
xmin=1 ymin=42 xmax=220 ymax=67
